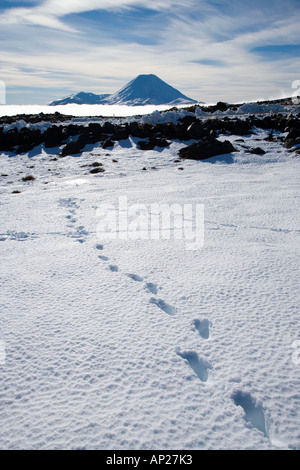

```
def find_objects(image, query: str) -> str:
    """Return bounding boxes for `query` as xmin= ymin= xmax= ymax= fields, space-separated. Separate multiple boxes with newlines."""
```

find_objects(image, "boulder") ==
xmin=60 ymin=140 xmax=85 ymax=157
xmin=247 ymin=147 xmax=266 ymax=155
xmin=179 ymin=137 xmax=237 ymax=160
xmin=138 ymin=137 xmax=170 ymax=150
xmin=44 ymin=126 xmax=65 ymax=148
xmin=102 ymin=139 xmax=114 ymax=149
xmin=5 ymin=129 xmax=20 ymax=149
xmin=112 ymin=126 xmax=129 ymax=141
xmin=285 ymin=137 xmax=300 ymax=149
xmin=90 ymin=167 xmax=105 ymax=174
xmin=17 ymin=128 xmax=43 ymax=153
xmin=186 ymin=121 xmax=208 ymax=139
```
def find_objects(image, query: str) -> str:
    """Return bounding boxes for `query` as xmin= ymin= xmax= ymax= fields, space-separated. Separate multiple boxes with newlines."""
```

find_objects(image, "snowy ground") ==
xmin=0 ymin=118 xmax=299 ymax=449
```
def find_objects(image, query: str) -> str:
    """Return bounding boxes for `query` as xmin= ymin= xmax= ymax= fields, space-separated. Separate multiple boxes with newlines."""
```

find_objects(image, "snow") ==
xmin=237 ymin=102 xmax=286 ymax=114
xmin=0 ymin=112 xmax=299 ymax=450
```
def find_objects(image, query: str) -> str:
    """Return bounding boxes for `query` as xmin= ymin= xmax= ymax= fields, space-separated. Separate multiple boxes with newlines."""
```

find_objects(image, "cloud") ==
xmin=0 ymin=7 xmax=76 ymax=32
xmin=0 ymin=0 xmax=194 ymax=31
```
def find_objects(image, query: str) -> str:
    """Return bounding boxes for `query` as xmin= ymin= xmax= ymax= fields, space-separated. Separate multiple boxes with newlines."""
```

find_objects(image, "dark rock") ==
xmin=201 ymin=101 xmax=229 ymax=113
xmin=17 ymin=143 xmax=37 ymax=154
xmin=90 ymin=161 xmax=103 ymax=167
xmin=15 ymin=128 xmax=43 ymax=153
xmin=88 ymin=123 xmax=103 ymax=134
xmin=102 ymin=139 xmax=114 ymax=149
xmin=19 ymin=128 xmax=42 ymax=146
xmin=66 ymin=124 xmax=85 ymax=137
xmin=44 ymin=126 xmax=65 ymax=148
xmin=138 ymin=137 xmax=170 ymax=150
xmin=112 ymin=126 xmax=129 ymax=141
xmin=103 ymin=122 xmax=115 ymax=134
xmin=285 ymin=137 xmax=300 ymax=149
xmin=156 ymin=122 xmax=183 ymax=140
xmin=138 ymin=139 xmax=156 ymax=150
xmin=90 ymin=167 xmax=105 ymax=174
xmin=179 ymin=137 xmax=237 ymax=160
xmin=139 ymin=123 xmax=156 ymax=139
xmin=22 ymin=175 xmax=35 ymax=182
xmin=247 ymin=147 xmax=266 ymax=155
xmin=186 ymin=121 xmax=208 ymax=139
xmin=155 ymin=138 xmax=171 ymax=148
xmin=77 ymin=133 xmax=91 ymax=147
xmin=60 ymin=140 xmax=84 ymax=157
xmin=285 ymin=128 xmax=300 ymax=140
xmin=127 ymin=121 xmax=147 ymax=138
xmin=5 ymin=129 xmax=19 ymax=148
xmin=179 ymin=115 xmax=198 ymax=127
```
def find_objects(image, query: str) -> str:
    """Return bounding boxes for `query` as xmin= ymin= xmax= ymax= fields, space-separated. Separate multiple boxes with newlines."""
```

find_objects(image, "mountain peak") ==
xmin=109 ymin=74 xmax=197 ymax=106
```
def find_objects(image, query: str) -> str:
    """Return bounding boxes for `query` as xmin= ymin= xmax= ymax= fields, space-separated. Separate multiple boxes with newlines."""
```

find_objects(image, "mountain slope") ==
xmin=50 ymin=92 xmax=110 ymax=106
xmin=49 ymin=74 xmax=197 ymax=106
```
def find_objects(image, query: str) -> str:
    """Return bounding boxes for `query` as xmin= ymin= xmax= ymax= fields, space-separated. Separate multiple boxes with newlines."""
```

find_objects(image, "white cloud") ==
xmin=0 ymin=7 xmax=77 ymax=32
xmin=0 ymin=0 xmax=194 ymax=31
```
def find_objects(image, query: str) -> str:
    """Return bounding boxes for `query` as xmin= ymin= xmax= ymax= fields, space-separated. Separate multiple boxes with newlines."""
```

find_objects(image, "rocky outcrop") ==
xmin=0 ymin=109 xmax=299 ymax=157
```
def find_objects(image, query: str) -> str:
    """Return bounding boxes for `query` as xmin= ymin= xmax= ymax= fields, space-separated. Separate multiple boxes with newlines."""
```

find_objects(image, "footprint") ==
xmin=145 ymin=282 xmax=158 ymax=295
xmin=149 ymin=297 xmax=176 ymax=316
xmin=126 ymin=273 xmax=143 ymax=282
xmin=108 ymin=265 xmax=119 ymax=272
xmin=193 ymin=319 xmax=210 ymax=339
xmin=59 ymin=197 xmax=80 ymax=210
xmin=77 ymin=226 xmax=88 ymax=235
xmin=69 ymin=226 xmax=89 ymax=243
xmin=96 ymin=244 xmax=104 ymax=251
xmin=98 ymin=255 xmax=109 ymax=261
xmin=176 ymin=349 xmax=212 ymax=382
xmin=66 ymin=216 xmax=77 ymax=223
xmin=231 ymin=390 xmax=267 ymax=437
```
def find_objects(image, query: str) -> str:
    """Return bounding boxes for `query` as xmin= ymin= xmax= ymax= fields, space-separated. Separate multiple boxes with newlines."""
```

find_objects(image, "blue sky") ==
xmin=0 ymin=0 xmax=299 ymax=104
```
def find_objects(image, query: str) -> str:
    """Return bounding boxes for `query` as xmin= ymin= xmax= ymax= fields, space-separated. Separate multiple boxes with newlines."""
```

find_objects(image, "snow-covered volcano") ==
xmin=49 ymin=74 xmax=198 ymax=106
xmin=107 ymin=74 xmax=197 ymax=106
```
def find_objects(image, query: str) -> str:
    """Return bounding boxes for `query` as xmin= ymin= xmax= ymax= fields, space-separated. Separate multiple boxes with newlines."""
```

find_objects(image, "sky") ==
xmin=0 ymin=0 xmax=299 ymax=105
